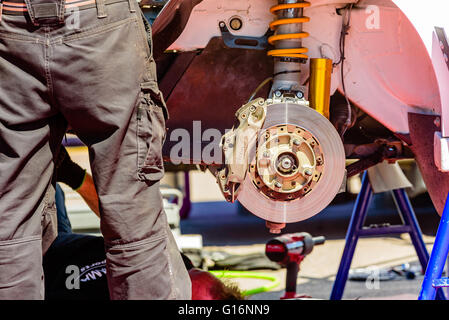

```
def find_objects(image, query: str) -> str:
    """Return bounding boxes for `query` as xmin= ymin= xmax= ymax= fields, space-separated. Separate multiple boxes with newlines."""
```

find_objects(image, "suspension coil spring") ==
xmin=267 ymin=1 xmax=311 ymax=59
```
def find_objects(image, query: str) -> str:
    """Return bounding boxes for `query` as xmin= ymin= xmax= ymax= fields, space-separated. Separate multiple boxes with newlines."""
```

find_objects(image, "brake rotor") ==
xmin=237 ymin=102 xmax=346 ymax=224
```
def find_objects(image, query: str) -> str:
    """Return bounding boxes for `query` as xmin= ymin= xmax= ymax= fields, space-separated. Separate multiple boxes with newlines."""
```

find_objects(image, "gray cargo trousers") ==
xmin=0 ymin=0 xmax=191 ymax=299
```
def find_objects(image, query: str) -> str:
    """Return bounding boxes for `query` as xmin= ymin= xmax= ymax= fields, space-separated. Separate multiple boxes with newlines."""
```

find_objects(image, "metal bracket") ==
xmin=345 ymin=141 xmax=402 ymax=178
xmin=219 ymin=21 xmax=269 ymax=51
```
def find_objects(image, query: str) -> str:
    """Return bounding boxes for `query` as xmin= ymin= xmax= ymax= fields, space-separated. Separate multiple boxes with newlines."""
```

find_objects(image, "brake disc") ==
xmin=237 ymin=102 xmax=346 ymax=224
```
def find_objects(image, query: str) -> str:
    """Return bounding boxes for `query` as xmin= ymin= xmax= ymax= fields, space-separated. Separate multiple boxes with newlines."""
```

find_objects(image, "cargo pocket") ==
xmin=137 ymin=81 xmax=168 ymax=182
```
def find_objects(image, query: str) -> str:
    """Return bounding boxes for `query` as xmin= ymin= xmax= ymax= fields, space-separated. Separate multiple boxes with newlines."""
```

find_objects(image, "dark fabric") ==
xmin=55 ymin=147 xmax=86 ymax=190
xmin=44 ymin=235 xmax=110 ymax=300
xmin=55 ymin=184 xmax=72 ymax=234
xmin=46 ymin=184 xmax=107 ymax=300
xmin=0 ymin=0 xmax=190 ymax=299
xmin=44 ymin=234 xmax=194 ymax=300
xmin=180 ymin=251 xmax=195 ymax=270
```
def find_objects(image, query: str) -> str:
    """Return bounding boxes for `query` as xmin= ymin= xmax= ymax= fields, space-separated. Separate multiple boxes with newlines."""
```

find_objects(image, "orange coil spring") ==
xmin=267 ymin=1 xmax=311 ymax=59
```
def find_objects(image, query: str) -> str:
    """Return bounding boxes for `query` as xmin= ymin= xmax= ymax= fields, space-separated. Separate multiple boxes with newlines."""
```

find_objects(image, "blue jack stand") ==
xmin=418 ymin=192 xmax=449 ymax=300
xmin=330 ymin=171 xmax=445 ymax=300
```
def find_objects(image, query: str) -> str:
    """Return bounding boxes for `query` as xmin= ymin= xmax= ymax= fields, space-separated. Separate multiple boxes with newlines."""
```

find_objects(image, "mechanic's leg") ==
xmin=55 ymin=184 xmax=73 ymax=234
xmin=0 ymin=14 xmax=65 ymax=298
xmin=52 ymin=1 xmax=190 ymax=299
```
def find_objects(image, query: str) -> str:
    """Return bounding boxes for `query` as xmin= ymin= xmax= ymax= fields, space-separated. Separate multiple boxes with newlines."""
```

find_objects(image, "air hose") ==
xmin=210 ymin=270 xmax=281 ymax=297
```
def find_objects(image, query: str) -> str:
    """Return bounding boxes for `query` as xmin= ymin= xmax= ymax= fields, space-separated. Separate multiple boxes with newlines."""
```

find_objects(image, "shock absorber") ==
xmin=268 ymin=0 xmax=311 ymax=94
xmin=268 ymin=0 xmax=333 ymax=120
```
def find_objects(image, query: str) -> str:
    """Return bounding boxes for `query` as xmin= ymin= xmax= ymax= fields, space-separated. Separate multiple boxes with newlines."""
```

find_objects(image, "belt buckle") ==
xmin=33 ymin=2 xmax=60 ymax=25
xmin=34 ymin=2 xmax=59 ymax=18
xmin=23 ymin=0 xmax=65 ymax=26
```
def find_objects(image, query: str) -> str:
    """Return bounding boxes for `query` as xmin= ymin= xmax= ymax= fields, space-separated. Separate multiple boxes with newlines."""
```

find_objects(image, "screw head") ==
xmin=229 ymin=17 xmax=243 ymax=31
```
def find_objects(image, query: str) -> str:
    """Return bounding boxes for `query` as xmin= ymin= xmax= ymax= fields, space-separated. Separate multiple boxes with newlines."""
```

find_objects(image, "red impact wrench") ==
xmin=265 ymin=232 xmax=325 ymax=299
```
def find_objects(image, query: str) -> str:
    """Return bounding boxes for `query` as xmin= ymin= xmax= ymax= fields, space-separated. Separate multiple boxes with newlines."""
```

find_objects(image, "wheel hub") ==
xmin=250 ymin=124 xmax=324 ymax=201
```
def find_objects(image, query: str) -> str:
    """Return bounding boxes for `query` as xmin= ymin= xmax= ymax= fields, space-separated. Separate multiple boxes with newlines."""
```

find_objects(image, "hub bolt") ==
xmin=281 ymin=158 xmax=293 ymax=170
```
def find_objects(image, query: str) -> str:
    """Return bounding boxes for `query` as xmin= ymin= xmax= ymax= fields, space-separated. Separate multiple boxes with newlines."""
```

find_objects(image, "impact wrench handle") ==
xmin=265 ymin=233 xmax=325 ymax=299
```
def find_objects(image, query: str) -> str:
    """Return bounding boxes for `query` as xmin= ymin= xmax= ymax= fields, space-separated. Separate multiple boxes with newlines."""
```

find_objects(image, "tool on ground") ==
xmin=265 ymin=232 xmax=325 ymax=299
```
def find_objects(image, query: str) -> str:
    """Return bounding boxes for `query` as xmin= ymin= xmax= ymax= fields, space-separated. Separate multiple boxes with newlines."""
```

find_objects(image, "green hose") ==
xmin=210 ymin=270 xmax=281 ymax=297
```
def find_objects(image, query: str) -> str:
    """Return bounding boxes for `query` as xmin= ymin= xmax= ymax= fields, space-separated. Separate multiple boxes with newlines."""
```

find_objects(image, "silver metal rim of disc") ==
xmin=237 ymin=102 xmax=346 ymax=224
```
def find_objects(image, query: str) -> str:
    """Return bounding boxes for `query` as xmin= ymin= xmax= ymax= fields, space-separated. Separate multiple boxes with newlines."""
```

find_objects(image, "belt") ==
xmin=0 ymin=0 xmax=127 ymax=16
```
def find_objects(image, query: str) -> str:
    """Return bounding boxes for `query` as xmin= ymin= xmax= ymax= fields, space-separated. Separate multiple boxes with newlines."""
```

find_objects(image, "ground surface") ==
xmin=181 ymin=197 xmax=441 ymax=300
